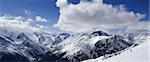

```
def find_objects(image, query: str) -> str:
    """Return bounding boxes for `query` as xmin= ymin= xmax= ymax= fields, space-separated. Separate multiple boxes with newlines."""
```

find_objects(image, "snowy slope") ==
xmin=82 ymin=33 xmax=150 ymax=62
xmin=52 ymin=31 xmax=135 ymax=61
xmin=55 ymin=32 xmax=111 ymax=55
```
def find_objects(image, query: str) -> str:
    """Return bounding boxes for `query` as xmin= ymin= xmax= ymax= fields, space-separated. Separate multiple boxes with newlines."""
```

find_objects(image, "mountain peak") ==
xmin=91 ymin=31 xmax=109 ymax=36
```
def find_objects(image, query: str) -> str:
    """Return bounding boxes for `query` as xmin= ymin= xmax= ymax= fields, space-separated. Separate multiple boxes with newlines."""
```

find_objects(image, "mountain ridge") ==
xmin=0 ymin=28 xmax=149 ymax=62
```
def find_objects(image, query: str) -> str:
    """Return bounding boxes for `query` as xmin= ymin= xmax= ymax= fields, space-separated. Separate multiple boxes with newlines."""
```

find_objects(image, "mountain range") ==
xmin=0 ymin=28 xmax=149 ymax=62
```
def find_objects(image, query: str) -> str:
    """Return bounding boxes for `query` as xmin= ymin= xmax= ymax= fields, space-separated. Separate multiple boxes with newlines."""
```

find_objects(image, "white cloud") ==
xmin=0 ymin=15 xmax=48 ymax=32
xmin=56 ymin=0 xmax=68 ymax=7
xmin=24 ymin=9 xmax=31 ymax=15
xmin=54 ymin=0 xmax=149 ymax=32
xmin=35 ymin=16 xmax=47 ymax=22
xmin=127 ymin=21 xmax=150 ymax=30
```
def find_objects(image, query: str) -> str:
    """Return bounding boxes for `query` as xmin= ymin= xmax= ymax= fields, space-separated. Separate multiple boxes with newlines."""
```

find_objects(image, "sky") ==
xmin=0 ymin=0 xmax=149 ymax=33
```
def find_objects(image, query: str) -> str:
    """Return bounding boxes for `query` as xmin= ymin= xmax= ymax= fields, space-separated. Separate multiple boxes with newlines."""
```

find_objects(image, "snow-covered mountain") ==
xmin=82 ymin=32 xmax=150 ymax=62
xmin=0 ymin=28 xmax=149 ymax=62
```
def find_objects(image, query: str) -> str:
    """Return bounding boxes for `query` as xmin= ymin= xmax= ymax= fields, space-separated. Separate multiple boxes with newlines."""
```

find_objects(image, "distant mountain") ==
xmin=52 ymin=33 xmax=70 ymax=45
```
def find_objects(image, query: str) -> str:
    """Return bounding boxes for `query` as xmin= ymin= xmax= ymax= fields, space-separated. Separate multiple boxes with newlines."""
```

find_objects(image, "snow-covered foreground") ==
xmin=82 ymin=35 xmax=150 ymax=62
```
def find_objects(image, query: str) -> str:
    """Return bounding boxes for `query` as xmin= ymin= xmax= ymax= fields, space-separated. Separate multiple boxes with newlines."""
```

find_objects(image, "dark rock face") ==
xmin=127 ymin=33 xmax=135 ymax=42
xmin=0 ymin=37 xmax=11 ymax=46
xmin=52 ymin=33 xmax=70 ymax=45
xmin=59 ymin=33 xmax=70 ymax=39
xmin=91 ymin=31 xmax=109 ymax=36
xmin=39 ymin=52 xmax=69 ymax=62
xmin=71 ymin=51 xmax=91 ymax=62
xmin=0 ymin=52 xmax=29 ymax=62
xmin=90 ymin=35 xmax=133 ymax=58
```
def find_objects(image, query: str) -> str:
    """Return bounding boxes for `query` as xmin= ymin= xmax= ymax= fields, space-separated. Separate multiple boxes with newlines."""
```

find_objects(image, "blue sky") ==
xmin=103 ymin=0 xmax=149 ymax=20
xmin=0 ymin=0 xmax=59 ymax=26
xmin=0 ymin=0 xmax=149 ymax=32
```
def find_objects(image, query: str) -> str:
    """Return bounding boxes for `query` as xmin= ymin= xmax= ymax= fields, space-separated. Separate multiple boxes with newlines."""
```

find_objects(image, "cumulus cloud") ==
xmin=0 ymin=15 xmax=48 ymax=32
xmin=54 ymin=0 xmax=149 ymax=32
xmin=35 ymin=16 xmax=47 ymax=22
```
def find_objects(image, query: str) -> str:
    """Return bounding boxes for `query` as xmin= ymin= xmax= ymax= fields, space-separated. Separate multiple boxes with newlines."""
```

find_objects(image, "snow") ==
xmin=58 ymin=35 xmax=112 ymax=57
xmin=89 ymin=36 xmax=112 ymax=45
xmin=58 ymin=34 xmax=88 ymax=56
xmin=60 ymin=43 xmax=81 ymax=56
xmin=82 ymin=35 xmax=150 ymax=62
